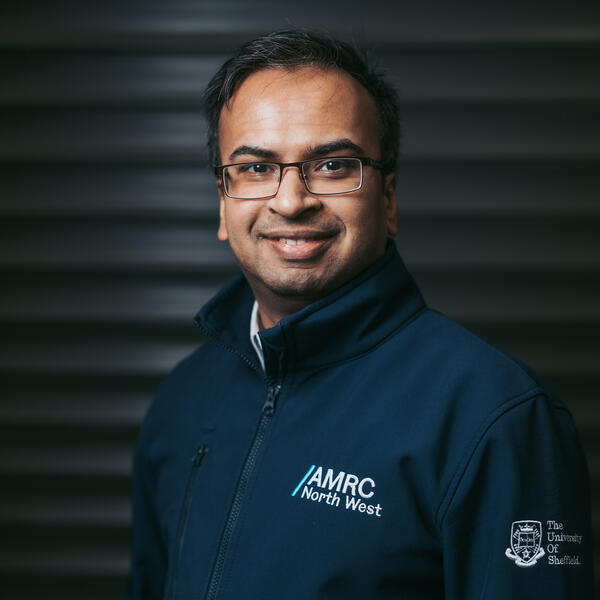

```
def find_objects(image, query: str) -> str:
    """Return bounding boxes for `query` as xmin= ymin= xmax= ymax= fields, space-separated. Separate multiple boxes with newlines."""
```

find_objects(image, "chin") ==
xmin=259 ymin=269 xmax=336 ymax=299
xmin=264 ymin=279 xmax=327 ymax=299
xmin=260 ymin=263 xmax=360 ymax=300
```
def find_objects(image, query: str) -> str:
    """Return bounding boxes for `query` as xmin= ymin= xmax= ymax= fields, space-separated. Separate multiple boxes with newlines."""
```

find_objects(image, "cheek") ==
xmin=224 ymin=203 xmax=252 ymax=233
xmin=222 ymin=203 xmax=264 ymax=255
xmin=344 ymin=199 xmax=386 ymax=238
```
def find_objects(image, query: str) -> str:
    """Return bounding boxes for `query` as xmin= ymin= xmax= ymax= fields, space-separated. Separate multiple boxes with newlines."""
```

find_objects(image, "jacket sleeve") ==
xmin=440 ymin=393 xmax=595 ymax=599
xmin=127 ymin=425 xmax=168 ymax=600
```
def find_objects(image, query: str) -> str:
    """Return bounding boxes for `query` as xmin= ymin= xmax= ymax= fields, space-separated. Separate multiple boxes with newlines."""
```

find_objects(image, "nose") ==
xmin=266 ymin=165 xmax=321 ymax=218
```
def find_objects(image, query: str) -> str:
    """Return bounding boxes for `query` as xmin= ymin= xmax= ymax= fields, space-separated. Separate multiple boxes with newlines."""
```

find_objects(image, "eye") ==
xmin=239 ymin=163 xmax=273 ymax=175
xmin=309 ymin=158 xmax=357 ymax=178
xmin=248 ymin=163 xmax=268 ymax=173
xmin=318 ymin=159 xmax=345 ymax=172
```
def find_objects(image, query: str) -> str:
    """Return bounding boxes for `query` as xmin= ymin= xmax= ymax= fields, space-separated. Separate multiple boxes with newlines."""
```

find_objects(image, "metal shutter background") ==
xmin=1 ymin=2 xmax=599 ymax=597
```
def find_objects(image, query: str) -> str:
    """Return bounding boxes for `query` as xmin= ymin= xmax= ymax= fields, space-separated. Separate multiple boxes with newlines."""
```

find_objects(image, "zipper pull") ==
xmin=192 ymin=444 xmax=208 ymax=466
xmin=263 ymin=384 xmax=281 ymax=416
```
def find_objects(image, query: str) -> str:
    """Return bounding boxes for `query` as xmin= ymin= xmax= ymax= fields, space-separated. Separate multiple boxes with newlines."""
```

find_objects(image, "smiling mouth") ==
xmin=277 ymin=238 xmax=311 ymax=246
xmin=258 ymin=230 xmax=338 ymax=259
xmin=258 ymin=229 xmax=338 ymax=242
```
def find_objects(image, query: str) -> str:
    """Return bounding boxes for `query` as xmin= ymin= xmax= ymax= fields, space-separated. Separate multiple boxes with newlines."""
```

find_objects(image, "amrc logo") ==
xmin=291 ymin=465 xmax=383 ymax=517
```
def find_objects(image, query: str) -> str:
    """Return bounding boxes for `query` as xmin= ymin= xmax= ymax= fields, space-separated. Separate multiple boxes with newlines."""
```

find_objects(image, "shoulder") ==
xmin=388 ymin=307 xmax=575 ymax=469
xmin=402 ymin=307 xmax=545 ymax=404
xmin=399 ymin=311 xmax=585 ymax=521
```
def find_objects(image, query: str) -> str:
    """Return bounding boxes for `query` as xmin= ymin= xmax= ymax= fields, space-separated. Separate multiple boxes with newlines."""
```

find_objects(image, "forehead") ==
xmin=218 ymin=67 xmax=381 ymax=160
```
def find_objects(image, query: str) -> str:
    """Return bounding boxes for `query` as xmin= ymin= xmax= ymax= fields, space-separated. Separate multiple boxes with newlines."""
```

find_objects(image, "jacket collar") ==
xmin=194 ymin=241 xmax=425 ymax=378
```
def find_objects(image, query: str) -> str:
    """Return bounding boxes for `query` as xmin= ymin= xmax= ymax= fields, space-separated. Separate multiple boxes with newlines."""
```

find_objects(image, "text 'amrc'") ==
xmin=291 ymin=465 xmax=383 ymax=517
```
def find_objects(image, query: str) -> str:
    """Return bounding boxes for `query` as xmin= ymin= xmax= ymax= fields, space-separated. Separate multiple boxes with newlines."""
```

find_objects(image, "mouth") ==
xmin=258 ymin=230 xmax=338 ymax=259
xmin=274 ymin=237 xmax=316 ymax=246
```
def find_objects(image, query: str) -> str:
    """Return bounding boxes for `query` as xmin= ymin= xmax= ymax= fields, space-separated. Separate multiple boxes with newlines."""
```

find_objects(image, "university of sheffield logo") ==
xmin=505 ymin=520 xmax=545 ymax=567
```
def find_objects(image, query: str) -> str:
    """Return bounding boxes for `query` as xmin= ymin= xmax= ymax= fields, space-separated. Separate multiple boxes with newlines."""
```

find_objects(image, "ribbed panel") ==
xmin=1 ymin=3 xmax=599 ymax=597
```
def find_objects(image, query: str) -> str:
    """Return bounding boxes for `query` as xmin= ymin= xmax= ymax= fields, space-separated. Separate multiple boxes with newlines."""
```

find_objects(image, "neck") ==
xmin=254 ymin=294 xmax=312 ymax=330
xmin=247 ymin=280 xmax=318 ymax=330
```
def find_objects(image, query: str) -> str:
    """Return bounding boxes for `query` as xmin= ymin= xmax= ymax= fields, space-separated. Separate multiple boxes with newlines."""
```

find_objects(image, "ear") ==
xmin=216 ymin=179 xmax=229 ymax=241
xmin=383 ymin=172 xmax=398 ymax=236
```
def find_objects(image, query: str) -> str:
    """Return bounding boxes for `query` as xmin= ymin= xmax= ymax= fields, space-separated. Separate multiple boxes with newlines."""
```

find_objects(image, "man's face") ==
xmin=216 ymin=67 xmax=397 ymax=303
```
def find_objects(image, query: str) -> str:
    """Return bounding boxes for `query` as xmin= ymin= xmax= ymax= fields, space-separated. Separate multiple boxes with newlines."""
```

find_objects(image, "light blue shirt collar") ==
xmin=250 ymin=300 xmax=265 ymax=372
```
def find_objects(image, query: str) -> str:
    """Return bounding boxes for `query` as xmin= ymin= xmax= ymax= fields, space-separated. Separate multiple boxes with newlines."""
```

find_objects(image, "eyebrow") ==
xmin=228 ymin=145 xmax=277 ymax=162
xmin=226 ymin=138 xmax=365 ymax=164
xmin=304 ymin=138 xmax=364 ymax=158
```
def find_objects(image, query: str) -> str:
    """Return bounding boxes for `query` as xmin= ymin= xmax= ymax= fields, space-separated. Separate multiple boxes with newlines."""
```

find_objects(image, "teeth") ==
xmin=279 ymin=238 xmax=308 ymax=246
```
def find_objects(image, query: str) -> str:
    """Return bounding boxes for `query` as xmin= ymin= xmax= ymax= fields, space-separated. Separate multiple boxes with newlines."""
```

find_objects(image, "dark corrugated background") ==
xmin=1 ymin=2 xmax=599 ymax=597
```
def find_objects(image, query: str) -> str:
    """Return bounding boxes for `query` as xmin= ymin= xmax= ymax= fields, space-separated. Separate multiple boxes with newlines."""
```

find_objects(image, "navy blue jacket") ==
xmin=129 ymin=242 xmax=594 ymax=599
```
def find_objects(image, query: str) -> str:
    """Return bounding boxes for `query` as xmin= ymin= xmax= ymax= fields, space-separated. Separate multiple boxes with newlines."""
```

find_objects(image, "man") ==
xmin=129 ymin=30 xmax=594 ymax=599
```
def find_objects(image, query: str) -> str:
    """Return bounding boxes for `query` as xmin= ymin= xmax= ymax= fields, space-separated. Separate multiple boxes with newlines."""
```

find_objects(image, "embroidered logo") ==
xmin=291 ymin=465 xmax=383 ymax=518
xmin=505 ymin=520 xmax=545 ymax=567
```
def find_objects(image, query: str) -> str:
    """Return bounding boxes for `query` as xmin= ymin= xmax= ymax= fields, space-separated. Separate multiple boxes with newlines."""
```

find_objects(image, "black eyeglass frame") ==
xmin=214 ymin=156 xmax=385 ymax=199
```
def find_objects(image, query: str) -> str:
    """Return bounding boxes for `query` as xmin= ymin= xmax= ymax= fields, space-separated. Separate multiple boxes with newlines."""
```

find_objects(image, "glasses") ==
xmin=215 ymin=156 xmax=384 ymax=200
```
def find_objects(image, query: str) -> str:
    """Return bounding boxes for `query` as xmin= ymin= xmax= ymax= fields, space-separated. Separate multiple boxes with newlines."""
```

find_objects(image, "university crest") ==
xmin=505 ymin=520 xmax=545 ymax=567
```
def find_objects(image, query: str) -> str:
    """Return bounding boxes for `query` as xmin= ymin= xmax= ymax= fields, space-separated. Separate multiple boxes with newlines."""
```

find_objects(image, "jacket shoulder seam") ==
xmin=434 ymin=387 xmax=548 ymax=528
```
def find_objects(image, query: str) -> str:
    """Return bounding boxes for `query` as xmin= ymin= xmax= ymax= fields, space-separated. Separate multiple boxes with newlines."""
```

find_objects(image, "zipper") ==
xmin=205 ymin=383 xmax=281 ymax=600
xmin=168 ymin=444 xmax=209 ymax=600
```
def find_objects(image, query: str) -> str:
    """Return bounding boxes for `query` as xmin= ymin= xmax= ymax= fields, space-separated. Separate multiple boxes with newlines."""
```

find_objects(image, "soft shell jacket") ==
xmin=129 ymin=243 xmax=594 ymax=599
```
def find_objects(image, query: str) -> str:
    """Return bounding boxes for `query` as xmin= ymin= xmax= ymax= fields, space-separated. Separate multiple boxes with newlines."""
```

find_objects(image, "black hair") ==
xmin=201 ymin=28 xmax=401 ymax=172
